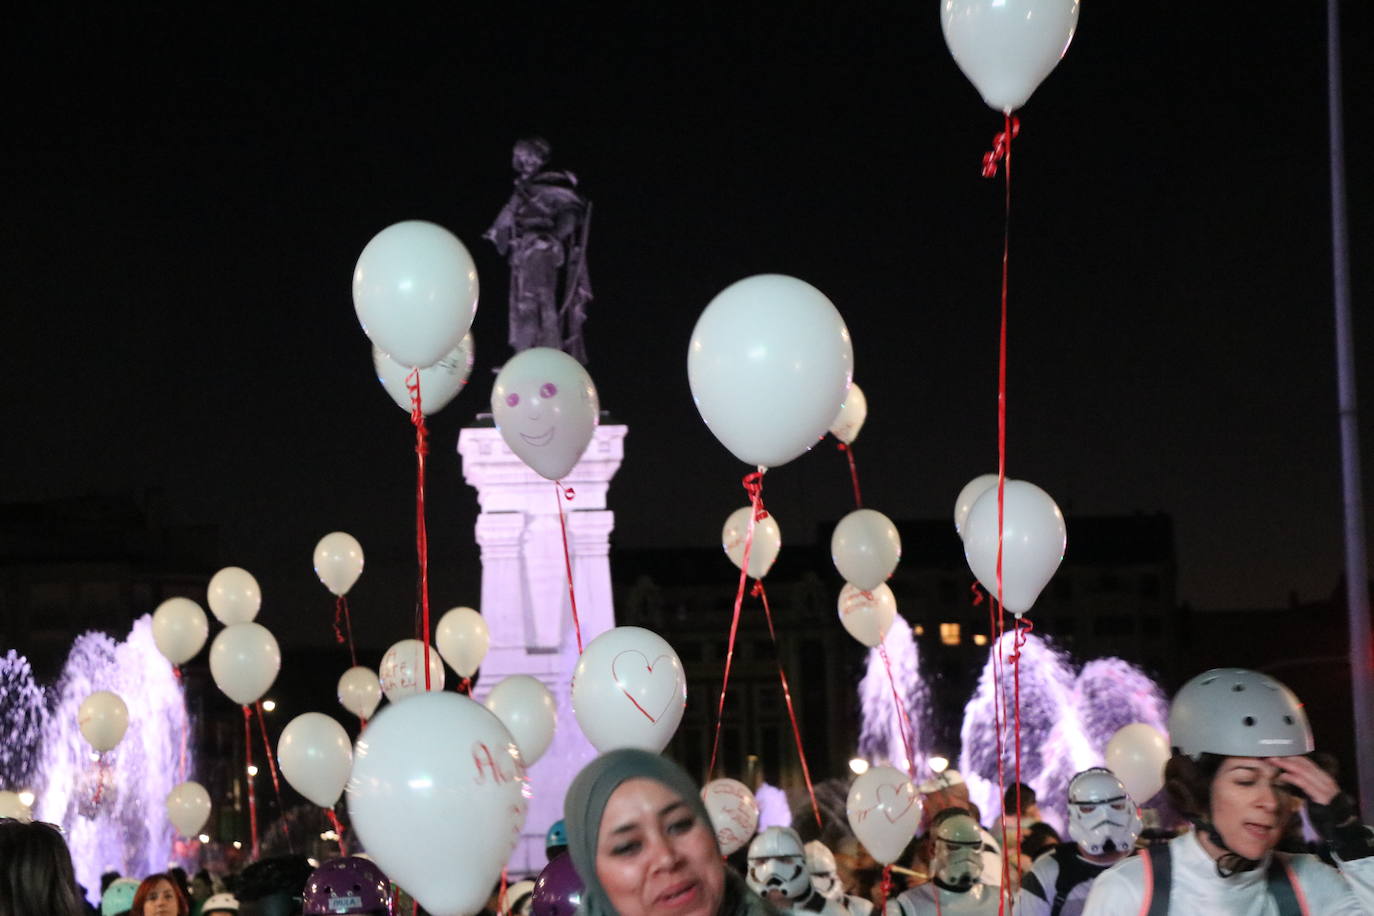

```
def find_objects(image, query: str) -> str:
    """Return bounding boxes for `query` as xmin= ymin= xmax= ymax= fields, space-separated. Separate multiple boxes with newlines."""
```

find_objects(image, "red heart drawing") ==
xmin=612 ymin=650 xmax=680 ymax=723
xmin=875 ymin=782 xmax=915 ymax=823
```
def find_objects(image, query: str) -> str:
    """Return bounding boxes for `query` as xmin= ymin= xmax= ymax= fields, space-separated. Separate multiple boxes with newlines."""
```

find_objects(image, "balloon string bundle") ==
xmin=834 ymin=441 xmax=863 ymax=508
xmin=986 ymin=111 xmax=1018 ymax=916
xmin=1010 ymin=616 xmax=1033 ymax=881
xmin=751 ymin=580 xmax=822 ymax=830
xmin=877 ymin=642 xmax=917 ymax=778
xmin=255 ymin=701 xmax=292 ymax=853
xmin=497 ymin=868 xmax=508 ymax=916
xmin=875 ymin=865 xmax=893 ymax=916
xmin=708 ymin=468 xmax=766 ymax=777
xmin=334 ymin=595 xmax=358 ymax=667
xmin=554 ymin=483 xmax=584 ymax=654
xmin=325 ymin=808 xmax=349 ymax=856
xmin=406 ymin=370 xmax=435 ymax=691
xmin=243 ymin=705 xmax=260 ymax=859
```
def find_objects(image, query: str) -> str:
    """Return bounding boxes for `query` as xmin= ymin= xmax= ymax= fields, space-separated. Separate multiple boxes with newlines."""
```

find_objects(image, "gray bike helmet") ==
xmin=1167 ymin=668 xmax=1312 ymax=760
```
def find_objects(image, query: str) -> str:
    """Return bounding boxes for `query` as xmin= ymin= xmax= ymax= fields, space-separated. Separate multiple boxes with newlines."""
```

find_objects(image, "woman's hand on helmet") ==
xmin=1265 ymin=755 xmax=1339 ymax=806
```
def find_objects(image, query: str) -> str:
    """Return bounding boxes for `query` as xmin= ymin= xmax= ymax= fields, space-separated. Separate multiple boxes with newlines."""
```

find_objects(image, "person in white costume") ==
xmin=747 ymin=827 xmax=848 ymax=916
xmin=1083 ymin=668 xmax=1374 ymax=915
xmin=1016 ymin=768 xmax=1141 ymax=916
xmin=917 ymin=770 xmax=1003 ymax=889
xmin=887 ymin=810 xmax=1000 ymax=916
xmin=806 ymin=840 xmax=874 ymax=916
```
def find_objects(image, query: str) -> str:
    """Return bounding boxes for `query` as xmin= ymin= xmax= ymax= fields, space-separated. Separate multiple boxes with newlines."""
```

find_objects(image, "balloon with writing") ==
xmin=837 ymin=583 xmax=897 ymax=649
xmin=829 ymin=382 xmax=867 ymax=445
xmin=348 ymin=692 xmax=528 ymax=916
xmin=572 ymin=626 xmax=686 ymax=753
xmin=701 ymin=778 xmax=761 ymax=856
xmin=845 ymin=766 xmax=923 ymax=865
xmin=722 ymin=507 xmax=781 ymax=580
xmin=379 ymin=638 xmax=446 ymax=703
xmin=373 ymin=332 xmax=475 ymax=415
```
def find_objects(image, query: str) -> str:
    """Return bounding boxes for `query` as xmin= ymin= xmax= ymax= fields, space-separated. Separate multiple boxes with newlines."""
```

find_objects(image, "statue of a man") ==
xmin=484 ymin=137 xmax=593 ymax=364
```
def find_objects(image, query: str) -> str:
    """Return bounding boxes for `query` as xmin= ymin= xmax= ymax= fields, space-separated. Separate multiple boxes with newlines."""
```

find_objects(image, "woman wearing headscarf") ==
xmin=565 ymin=748 xmax=778 ymax=916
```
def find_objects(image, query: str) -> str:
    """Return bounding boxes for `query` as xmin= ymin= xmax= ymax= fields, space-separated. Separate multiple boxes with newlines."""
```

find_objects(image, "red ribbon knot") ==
xmin=982 ymin=115 xmax=1021 ymax=178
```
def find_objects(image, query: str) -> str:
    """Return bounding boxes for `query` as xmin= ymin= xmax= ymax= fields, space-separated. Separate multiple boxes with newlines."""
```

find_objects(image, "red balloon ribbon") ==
xmin=334 ymin=595 xmax=358 ymax=667
xmin=243 ymin=705 xmax=259 ymax=859
xmin=875 ymin=865 xmax=893 ymax=916
xmin=554 ymin=482 xmax=584 ymax=654
xmin=406 ymin=370 xmax=434 ymax=692
xmin=326 ymin=808 xmax=349 ymax=856
xmin=751 ymin=580 xmax=822 ymax=830
xmin=457 ymin=677 xmax=472 ymax=696
xmin=173 ymin=665 xmax=189 ymax=783
xmin=878 ymin=643 xmax=917 ymax=778
xmin=91 ymin=754 xmax=107 ymax=806
xmin=255 ymin=700 xmax=290 ymax=853
xmin=835 ymin=440 xmax=863 ymax=508
xmin=982 ymin=115 xmax=1020 ymax=178
xmin=708 ymin=469 xmax=766 ymax=778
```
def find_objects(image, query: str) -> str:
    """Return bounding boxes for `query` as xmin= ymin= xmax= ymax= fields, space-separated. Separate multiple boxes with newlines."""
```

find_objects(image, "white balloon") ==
xmin=77 ymin=691 xmax=129 ymax=753
xmin=954 ymin=473 xmax=999 ymax=538
xmin=373 ymin=333 xmax=475 ymax=416
xmin=700 ymin=778 xmax=760 ymax=856
xmin=838 ymin=583 xmax=897 ymax=648
xmin=688 ymin=274 xmax=854 ymax=469
xmin=829 ymin=382 xmax=868 ymax=445
xmin=845 ymin=766 xmax=923 ymax=865
xmin=207 ymin=566 xmax=262 ymax=625
xmin=166 ymin=781 xmax=212 ymax=837
xmin=721 ymin=507 xmax=781 ymax=580
xmin=338 ymin=666 xmax=384 ymax=721
xmin=831 ymin=509 xmax=901 ymax=591
xmin=434 ymin=607 xmax=490 ymax=679
xmin=151 ymin=597 xmax=209 ymax=665
xmin=278 ymin=712 xmax=353 ymax=808
xmin=379 ymin=639 xmax=446 ymax=702
xmin=209 ymin=622 xmax=282 ymax=706
xmin=571 ymin=626 xmax=686 ymax=753
xmin=313 ymin=531 xmax=365 ymax=596
xmin=491 ymin=347 xmax=600 ymax=481
xmin=0 ymin=791 xmax=32 ymax=821
xmin=348 ymin=692 xmax=528 ymax=916
xmin=484 ymin=675 xmax=557 ymax=765
xmin=1105 ymin=723 xmax=1171 ymax=805
xmin=941 ymin=0 xmax=1080 ymax=113
xmin=962 ymin=479 xmax=1066 ymax=615
xmin=352 ymin=220 xmax=479 ymax=370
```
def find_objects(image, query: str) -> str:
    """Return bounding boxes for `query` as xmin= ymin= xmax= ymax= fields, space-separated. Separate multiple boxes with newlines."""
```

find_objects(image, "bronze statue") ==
xmin=484 ymin=137 xmax=593 ymax=364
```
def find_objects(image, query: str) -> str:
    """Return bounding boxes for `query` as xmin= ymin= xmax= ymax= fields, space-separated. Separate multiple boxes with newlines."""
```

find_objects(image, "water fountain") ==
xmin=0 ymin=616 xmax=192 ymax=902
xmin=857 ymin=613 xmax=928 ymax=773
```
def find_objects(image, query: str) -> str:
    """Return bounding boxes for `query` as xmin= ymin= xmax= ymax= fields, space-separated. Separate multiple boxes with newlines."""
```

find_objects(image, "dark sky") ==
xmin=3 ymin=5 xmax=1372 ymax=649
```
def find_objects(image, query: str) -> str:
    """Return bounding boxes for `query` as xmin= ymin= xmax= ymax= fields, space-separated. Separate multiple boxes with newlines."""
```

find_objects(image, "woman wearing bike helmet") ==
xmin=1083 ymin=668 xmax=1374 ymax=914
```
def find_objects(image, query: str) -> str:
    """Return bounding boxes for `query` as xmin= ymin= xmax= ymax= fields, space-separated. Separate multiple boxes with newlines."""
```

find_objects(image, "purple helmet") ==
xmin=533 ymin=854 xmax=584 ymax=916
xmin=303 ymin=857 xmax=391 ymax=915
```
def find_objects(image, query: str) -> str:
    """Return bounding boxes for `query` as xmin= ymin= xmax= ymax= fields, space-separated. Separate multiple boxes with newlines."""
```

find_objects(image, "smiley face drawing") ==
xmin=491 ymin=347 xmax=600 ymax=481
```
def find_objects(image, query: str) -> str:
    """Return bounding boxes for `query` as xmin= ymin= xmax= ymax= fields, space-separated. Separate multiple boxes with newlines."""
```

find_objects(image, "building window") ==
xmin=973 ymin=633 xmax=988 ymax=647
xmin=913 ymin=624 xmax=925 ymax=637
xmin=940 ymin=622 xmax=961 ymax=645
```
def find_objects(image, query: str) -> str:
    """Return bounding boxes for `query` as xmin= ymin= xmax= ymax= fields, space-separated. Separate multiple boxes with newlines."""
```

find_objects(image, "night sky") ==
xmin=4 ymin=5 xmax=1372 ymax=652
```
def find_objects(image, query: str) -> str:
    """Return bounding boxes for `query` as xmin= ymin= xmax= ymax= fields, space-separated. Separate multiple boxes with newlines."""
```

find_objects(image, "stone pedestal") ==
xmin=457 ymin=421 xmax=626 ymax=875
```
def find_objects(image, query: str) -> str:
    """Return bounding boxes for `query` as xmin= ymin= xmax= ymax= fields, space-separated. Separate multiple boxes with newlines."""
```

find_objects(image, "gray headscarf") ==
xmin=564 ymin=749 xmax=776 ymax=916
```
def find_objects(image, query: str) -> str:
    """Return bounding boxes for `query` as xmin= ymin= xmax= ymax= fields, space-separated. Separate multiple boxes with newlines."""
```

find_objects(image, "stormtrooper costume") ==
xmin=806 ymin=840 xmax=873 ymax=916
xmin=1083 ymin=669 xmax=1374 ymax=915
xmin=1017 ymin=768 xmax=1141 ymax=916
xmin=748 ymin=828 xmax=848 ymax=916
xmin=887 ymin=812 xmax=999 ymax=916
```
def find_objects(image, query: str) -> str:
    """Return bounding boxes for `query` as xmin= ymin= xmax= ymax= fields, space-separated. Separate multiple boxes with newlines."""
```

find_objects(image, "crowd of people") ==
xmin=3 ymin=668 xmax=1372 ymax=916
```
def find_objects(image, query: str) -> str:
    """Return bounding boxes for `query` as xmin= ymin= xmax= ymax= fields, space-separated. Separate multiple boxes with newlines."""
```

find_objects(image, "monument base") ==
xmin=458 ymin=422 xmax=626 ymax=875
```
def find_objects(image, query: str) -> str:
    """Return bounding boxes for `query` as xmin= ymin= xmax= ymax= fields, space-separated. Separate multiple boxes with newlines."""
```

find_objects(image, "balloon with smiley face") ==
xmin=491 ymin=348 xmax=600 ymax=481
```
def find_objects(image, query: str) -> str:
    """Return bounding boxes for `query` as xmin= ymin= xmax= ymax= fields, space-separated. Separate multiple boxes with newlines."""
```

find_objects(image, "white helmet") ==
xmin=501 ymin=880 xmax=536 ymax=916
xmin=1168 ymin=669 xmax=1313 ymax=760
xmin=1067 ymin=768 xmax=1142 ymax=856
xmin=747 ymin=826 xmax=811 ymax=902
xmin=930 ymin=812 xmax=983 ymax=890
xmin=804 ymin=840 xmax=843 ymax=901
xmin=202 ymin=894 xmax=240 ymax=915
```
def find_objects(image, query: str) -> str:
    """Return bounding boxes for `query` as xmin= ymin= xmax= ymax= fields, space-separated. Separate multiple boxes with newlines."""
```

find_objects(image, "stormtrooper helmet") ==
xmin=930 ymin=810 xmax=983 ymax=891
xmin=804 ymin=840 xmax=843 ymax=901
xmin=747 ymin=826 xmax=811 ymax=903
xmin=1067 ymin=768 xmax=1143 ymax=856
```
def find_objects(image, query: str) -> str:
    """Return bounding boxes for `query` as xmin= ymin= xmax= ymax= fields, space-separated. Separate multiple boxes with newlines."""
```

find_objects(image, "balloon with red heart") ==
xmin=845 ymin=765 xmax=923 ymax=865
xmin=571 ymin=626 xmax=686 ymax=752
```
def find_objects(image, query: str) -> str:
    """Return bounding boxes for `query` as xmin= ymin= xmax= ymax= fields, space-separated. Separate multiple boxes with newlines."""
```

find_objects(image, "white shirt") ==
xmin=1081 ymin=831 xmax=1374 ymax=915
xmin=885 ymin=882 xmax=1001 ymax=916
